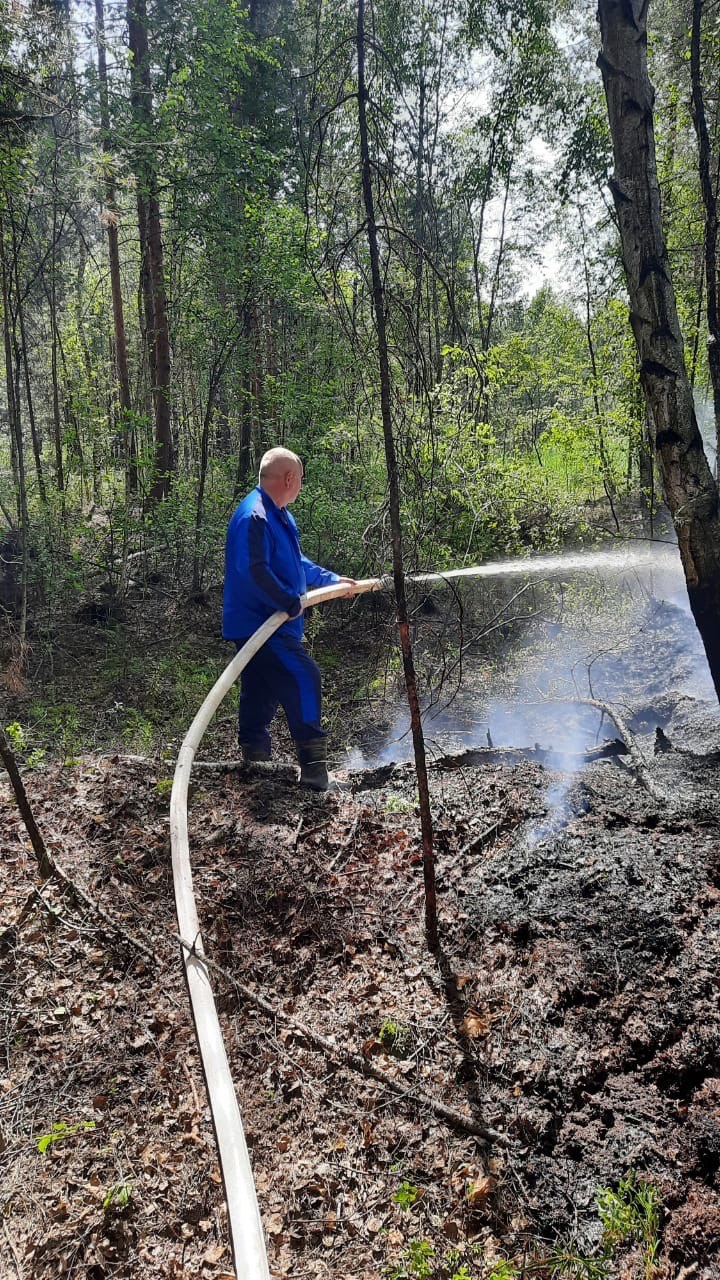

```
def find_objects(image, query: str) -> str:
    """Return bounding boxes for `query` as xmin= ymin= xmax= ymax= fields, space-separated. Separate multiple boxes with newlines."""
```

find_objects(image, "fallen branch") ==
xmin=177 ymin=932 xmax=506 ymax=1145
xmin=457 ymin=815 xmax=516 ymax=860
xmin=4 ymin=763 xmax=499 ymax=1149
xmin=0 ymin=812 xmax=159 ymax=965
xmin=434 ymin=739 xmax=628 ymax=772
xmin=530 ymin=697 xmax=666 ymax=805
xmin=1 ymin=855 xmax=502 ymax=1146
xmin=47 ymin=861 xmax=159 ymax=965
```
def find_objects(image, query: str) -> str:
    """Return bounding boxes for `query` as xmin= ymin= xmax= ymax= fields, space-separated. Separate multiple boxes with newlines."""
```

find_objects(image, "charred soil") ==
xmin=2 ymin=708 xmax=719 ymax=1278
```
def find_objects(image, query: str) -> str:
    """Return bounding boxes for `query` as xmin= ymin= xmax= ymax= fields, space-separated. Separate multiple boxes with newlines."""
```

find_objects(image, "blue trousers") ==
xmin=234 ymin=632 xmax=324 ymax=755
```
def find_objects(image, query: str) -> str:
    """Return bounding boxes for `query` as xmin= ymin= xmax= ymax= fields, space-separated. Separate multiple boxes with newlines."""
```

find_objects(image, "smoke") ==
xmin=349 ymin=544 xmax=716 ymax=838
xmin=341 ymin=745 xmax=367 ymax=771
xmin=484 ymin=649 xmax=602 ymax=847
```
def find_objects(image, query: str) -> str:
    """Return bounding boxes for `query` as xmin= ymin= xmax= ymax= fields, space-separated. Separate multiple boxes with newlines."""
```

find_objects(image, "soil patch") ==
xmin=2 ymin=704 xmax=719 ymax=1277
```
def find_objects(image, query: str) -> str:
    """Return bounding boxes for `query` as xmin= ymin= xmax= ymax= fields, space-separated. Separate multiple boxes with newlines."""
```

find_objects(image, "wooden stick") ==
xmin=177 ymin=932 xmax=505 ymax=1144
xmin=0 ymin=728 xmax=54 ymax=878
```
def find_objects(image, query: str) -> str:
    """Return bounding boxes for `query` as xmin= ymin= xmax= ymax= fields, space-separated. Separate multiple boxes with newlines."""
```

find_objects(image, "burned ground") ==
xmin=2 ymin=702 xmax=719 ymax=1279
xmin=2 ymin=571 xmax=719 ymax=1278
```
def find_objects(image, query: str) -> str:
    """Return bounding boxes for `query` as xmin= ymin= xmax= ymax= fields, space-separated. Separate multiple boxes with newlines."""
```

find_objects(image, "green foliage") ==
xmin=36 ymin=1119 xmax=96 ymax=1155
xmin=386 ymin=1239 xmax=435 ymax=1280
xmin=51 ymin=706 xmax=82 ymax=767
xmin=597 ymin=1173 xmax=661 ymax=1279
xmin=393 ymin=1179 xmax=422 ymax=1209
xmin=4 ymin=721 xmax=26 ymax=751
xmin=381 ymin=1174 xmax=663 ymax=1280
xmin=481 ymin=1264 xmax=519 ymax=1280
xmin=385 ymin=794 xmax=414 ymax=815
xmin=379 ymin=1019 xmax=412 ymax=1059
xmin=120 ymin=708 xmax=155 ymax=752
xmin=103 ymin=1180 xmax=134 ymax=1214
xmin=7 ymin=714 xmax=45 ymax=770
xmin=0 ymin=0 xmax=695 ymax=784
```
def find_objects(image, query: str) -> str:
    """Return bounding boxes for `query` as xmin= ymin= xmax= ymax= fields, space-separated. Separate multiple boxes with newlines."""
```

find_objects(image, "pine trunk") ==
xmin=96 ymin=0 xmax=137 ymax=493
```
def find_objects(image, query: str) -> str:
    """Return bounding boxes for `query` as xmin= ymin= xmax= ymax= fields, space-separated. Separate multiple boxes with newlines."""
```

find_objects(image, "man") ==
xmin=222 ymin=447 xmax=355 ymax=791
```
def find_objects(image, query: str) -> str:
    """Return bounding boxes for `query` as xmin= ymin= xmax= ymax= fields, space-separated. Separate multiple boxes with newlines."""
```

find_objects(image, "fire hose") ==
xmin=170 ymin=577 xmax=379 ymax=1280
xmin=170 ymin=545 xmax=667 ymax=1278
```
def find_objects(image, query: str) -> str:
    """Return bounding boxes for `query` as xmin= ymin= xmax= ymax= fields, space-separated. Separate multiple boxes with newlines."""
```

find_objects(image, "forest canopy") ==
xmin=0 ymin=0 xmax=718 ymax=627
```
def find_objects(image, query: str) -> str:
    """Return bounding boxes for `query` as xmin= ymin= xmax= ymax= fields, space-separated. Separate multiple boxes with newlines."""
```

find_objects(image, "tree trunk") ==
xmin=1 ymin=218 xmax=29 ymax=644
xmin=412 ymin=54 xmax=426 ymax=394
xmin=192 ymin=383 xmax=218 ymax=592
xmin=6 ymin=191 xmax=46 ymax=506
xmin=128 ymin=0 xmax=173 ymax=502
xmin=597 ymin=0 xmax=720 ymax=698
xmin=689 ymin=0 xmax=720 ymax=478
xmin=14 ymin=269 xmax=46 ymax=506
xmin=96 ymin=0 xmax=137 ymax=494
xmin=357 ymin=0 xmax=438 ymax=950
xmin=50 ymin=181 xmax=65 ymax=494
xmin=639 ymin=404 xmax=656 ymax=538
xmin=578 ymin=209 xmax=619 ymax=531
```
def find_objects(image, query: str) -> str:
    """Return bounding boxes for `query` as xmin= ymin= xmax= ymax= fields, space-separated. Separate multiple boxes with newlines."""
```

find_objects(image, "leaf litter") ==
xmin=1 ymin=701 xmax=719 ymax=1279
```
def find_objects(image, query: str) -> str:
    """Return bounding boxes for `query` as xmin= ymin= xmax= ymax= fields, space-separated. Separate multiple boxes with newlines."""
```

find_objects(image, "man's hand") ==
xmin=337 ymin=577 xmax=358 ymax=595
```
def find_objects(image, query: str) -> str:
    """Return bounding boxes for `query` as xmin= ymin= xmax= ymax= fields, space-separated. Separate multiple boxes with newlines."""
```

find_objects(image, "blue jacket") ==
xmin=222 ymin=486 xmax=340 ymax=640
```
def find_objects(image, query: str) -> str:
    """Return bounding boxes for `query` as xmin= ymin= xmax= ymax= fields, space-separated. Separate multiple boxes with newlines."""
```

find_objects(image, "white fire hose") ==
xmin=170 ymin=545 xmax=665 ymax=1278
xmin=170 ymin=577 xmax=379 ymax=1280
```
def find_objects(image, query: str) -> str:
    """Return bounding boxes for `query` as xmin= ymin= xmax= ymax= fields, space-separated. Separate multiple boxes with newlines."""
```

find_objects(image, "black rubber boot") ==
xmin=297 ymin=737 xmax=331 ymax=791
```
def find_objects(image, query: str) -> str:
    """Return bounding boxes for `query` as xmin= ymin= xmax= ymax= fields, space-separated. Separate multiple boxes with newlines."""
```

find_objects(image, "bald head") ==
xmin=258 ymin=447 xmax=304 ymax=508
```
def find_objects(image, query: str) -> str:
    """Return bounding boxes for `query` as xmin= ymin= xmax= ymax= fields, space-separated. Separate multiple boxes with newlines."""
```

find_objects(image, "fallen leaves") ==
xmin=460 ymin=1007 xmax=492 ymax=1039
xmin=465 ymin=1174 xmax=497 ymax=1210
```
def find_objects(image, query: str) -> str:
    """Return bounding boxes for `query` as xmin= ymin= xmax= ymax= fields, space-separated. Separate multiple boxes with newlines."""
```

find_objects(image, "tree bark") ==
xmin=49 ymin=174 xmax=65 ymax=494
xmin=96 ymin=0 xmax=137 ymax=494
xmin=689 ymin=0 xmax=720 ymax=477
xmin=7 ymin=200 xmax=47 ymax=506
xmin=15 ymin=289 xmax=46 ymax=507
xmin=192 ymin=383 xmax=217 ymax=593
xmin=128 ymin=0 xmax=173 ymax=502
xmin=597 ymin=0 xmax=720 ymax=698
xmin=1 ymin=218 xmax=29 ymax=643
xmin=578 ymin=207 xmax=619 ymax=530
xmin=357 ymin=0 xmax=438 ymax=950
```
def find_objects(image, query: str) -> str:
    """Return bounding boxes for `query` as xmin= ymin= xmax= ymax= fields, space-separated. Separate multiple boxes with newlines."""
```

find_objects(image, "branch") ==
xmin=0 ymin=730 xmax=54 ymax=878
xmin=178 ymin=934 xmax=506 ymax=1144
xmin=523 ymin=696 xmax=666 ymax=804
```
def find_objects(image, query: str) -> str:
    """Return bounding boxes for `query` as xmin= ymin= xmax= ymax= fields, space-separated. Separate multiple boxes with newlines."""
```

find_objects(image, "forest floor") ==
xmin=1 ymin=579 xmax=719 ymax=1280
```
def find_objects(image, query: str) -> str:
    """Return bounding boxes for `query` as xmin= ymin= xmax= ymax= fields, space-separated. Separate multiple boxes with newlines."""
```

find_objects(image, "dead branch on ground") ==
xmin=177 ymin=932 xmax=506 ymax=1145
